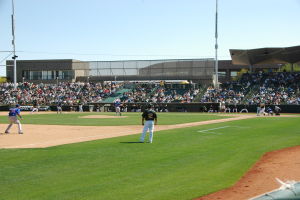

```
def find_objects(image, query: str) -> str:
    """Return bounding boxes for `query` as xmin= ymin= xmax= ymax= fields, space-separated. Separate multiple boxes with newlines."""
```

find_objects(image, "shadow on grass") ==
xmin=120 ymin=142 xmax=144 ymax=144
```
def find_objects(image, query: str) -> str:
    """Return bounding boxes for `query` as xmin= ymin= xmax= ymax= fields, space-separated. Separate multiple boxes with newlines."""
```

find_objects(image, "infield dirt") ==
xmin=0 ymin=113 xmax=254 ymax=148
xmin=1 ymin=113 xmax=295 ymax=149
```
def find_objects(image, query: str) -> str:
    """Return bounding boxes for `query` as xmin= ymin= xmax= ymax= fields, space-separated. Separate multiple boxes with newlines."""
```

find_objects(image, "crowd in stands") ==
xmin=0 ymin=82 xmax=120 ymax=105
xmin=247 ymin=72 xmax=300 ymax=105
xmin=201 ymin=72 xmax=300 ymax=105
xmin=120 ymin=83 xmax=200 ymax=103
xmin=0 ymin=81 xmax=199 ymax=106
xmin=0 ymin=72 xmax=299 ymax=106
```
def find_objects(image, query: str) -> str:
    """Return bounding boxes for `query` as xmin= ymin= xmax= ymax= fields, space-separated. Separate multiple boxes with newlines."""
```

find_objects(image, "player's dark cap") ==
xmin=16 ymin=104 xmax=20 ymax=107
xmin=147 ymin=104 xmax=153 ymax=109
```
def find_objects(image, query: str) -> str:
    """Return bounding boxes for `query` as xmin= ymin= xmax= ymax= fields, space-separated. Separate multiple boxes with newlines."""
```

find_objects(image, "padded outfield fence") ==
xmin=0 ymin=103 xmax=300 ymax=113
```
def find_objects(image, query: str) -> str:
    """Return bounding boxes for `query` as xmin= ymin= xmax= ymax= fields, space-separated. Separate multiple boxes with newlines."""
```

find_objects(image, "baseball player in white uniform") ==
xmin=31 ymin=103 xmax=39 ymax=114
xmin=57 ymin=102 xmax=62 ymax=114
xmin=78 ymin=103 xmax=83 ymax=112
xmin=259 ymin=103 xmax=266 ymax=116
xmin=140 ymin=104 xmax=157 ymax=143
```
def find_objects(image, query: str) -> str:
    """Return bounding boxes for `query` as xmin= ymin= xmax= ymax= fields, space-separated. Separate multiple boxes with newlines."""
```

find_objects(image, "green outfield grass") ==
xmin=0 ymin=112 xmax=230 ymax=126
xmin=0 ymin=114 xmax=299 ymax=200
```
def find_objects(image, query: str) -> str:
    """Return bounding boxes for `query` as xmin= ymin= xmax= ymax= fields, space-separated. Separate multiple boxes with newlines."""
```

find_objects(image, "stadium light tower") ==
xmin=11 ymin=0 xmax=18 ymax=89
xmin=214 ymin=0 xmax=219 ymax=89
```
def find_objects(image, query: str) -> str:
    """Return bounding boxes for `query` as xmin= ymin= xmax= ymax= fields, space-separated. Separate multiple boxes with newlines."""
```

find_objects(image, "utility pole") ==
xmin=12 ymin=0 xmax=18 ymax=89
xmin=214 ymin=0 xmax=219 ymax=89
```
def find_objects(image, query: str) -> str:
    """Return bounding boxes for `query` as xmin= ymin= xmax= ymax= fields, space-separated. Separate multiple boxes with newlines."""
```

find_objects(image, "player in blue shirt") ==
xmin=114 ymin=98 xmax=122 ymax=116
xmin=266 ymin=106 xmax=274 ymax=116
xmin=5 ymin=104 xmax=23 ymax=134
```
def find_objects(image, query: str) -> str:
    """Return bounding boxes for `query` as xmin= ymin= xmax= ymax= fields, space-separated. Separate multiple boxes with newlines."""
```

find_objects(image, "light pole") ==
xmin=55 ymin=76 xmax=59 ymax=103
xmin=11 ymin=0 xmax=18 ymax=89
xmin=214 ymin=0 xmax=219 ymax=89
xmin=87 ymin=76 xmax=90 ymax=102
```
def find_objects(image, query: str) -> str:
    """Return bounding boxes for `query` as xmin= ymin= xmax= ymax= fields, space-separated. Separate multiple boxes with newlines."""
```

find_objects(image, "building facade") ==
xmin=6 ymin=58 xmax=281 ymax=84
xmin=6 ymin=59 xmax=89 ymax=83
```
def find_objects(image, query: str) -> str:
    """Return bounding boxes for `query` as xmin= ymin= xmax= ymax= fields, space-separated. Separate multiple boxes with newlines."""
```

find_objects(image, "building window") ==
xmin=218 ymin=71 xmax=226 ymax=77
xmin=57 ymin=70 xmax=74 ymax=80
xmin=42 ymin=71 xmax=54 ymax=80
xmin=230 ymin=71 xmax=237 ymax=77
xmin=23 ymin=70 xmax=73 ymax=80
xmin=22 ymin=70 xmax=29 ymax=79
xmin=31 ymin=71 xmax=42 ymax=80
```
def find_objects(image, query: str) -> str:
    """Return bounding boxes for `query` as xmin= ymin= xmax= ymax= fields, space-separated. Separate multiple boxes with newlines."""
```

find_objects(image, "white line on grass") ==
xmin=197 ymin=126 xmax=231 ymax=133
xmin=230 ymin=126 xmax=251 ymax=129
xmin=197 ymin=125 xmax=250 ymax=134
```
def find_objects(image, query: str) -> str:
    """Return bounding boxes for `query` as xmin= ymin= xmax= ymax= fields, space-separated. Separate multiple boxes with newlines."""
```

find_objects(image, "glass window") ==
xmin=28 ymin=71 xmax=41 ymax=80
xmin=57 ymin=70 xmax=74 ymax=80
xmin=58 ymin=71 xmax=63 ymax=79
xmin=218 ymin=71 xmax=226 ymax=77
xmin=230 ymin=71 xmax=237 ymax=77
xmin=48 ymin=71 xmax=54 ymax=80
xmin=22 ymin=70 xmax=29 ymax=79
xmin=42 ymin=71 xmax=47 ymax=80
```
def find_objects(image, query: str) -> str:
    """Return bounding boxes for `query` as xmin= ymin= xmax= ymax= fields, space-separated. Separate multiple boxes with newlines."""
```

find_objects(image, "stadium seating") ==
xmin=0 ymin=72 xmax=299 ymax=107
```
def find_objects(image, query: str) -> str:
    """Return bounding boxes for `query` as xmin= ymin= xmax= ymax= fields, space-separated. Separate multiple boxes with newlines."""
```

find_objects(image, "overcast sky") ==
xmin=0 ymin=0 xmax=300 ymax=75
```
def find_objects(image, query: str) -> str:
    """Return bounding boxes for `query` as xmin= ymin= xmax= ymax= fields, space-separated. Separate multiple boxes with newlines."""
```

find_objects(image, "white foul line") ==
xmin=197 ymin=126 xmax=231 ymax=133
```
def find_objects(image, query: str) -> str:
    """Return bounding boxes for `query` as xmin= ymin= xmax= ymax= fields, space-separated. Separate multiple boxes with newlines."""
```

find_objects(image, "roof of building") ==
xmin=230 ymin=45 xmax=300 ymax=65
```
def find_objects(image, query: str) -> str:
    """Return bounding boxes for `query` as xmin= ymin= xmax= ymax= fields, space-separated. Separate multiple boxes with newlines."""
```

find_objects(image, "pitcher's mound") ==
xmin=80 ymin=115 xmax=128 ymax=119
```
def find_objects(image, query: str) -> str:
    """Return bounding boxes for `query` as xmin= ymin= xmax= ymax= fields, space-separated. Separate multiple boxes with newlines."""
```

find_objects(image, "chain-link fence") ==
xmin=86 ymin=59 xmax=214 ymax=82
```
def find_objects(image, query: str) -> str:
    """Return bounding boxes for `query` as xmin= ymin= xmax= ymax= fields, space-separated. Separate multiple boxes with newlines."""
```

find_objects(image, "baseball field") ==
xmin=0 ymin=112 xmax=299 ymax=200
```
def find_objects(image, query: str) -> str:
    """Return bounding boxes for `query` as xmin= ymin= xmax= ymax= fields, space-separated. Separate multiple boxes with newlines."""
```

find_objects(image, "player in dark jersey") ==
xmin=140 ymin=104 xmax=157 ymax=143
xmin=5 ymin=104 xmax=23 ymax=134
xmin=57 ymin=102 xmax=62 ymax=114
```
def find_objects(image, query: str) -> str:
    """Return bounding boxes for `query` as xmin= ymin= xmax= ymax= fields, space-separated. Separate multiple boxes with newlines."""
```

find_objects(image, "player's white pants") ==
xmin=225 ymin=108 xmax=231 ymax=113
xmin=31 ymin=108 xmax=38 ymax=113
xmin=115 ymin=107 xmax=121 ymax=115
xmin=5 ymin=116 xmax=22 ymax=133
xmin=259 ymin=108 xmax=265 ymax=115
xmin=57 ymin=107 xmax=62 ymax=113
xmin=140 ymin=120 xmax=155 ymax=143
xmin=257 ymin=107 xmax=261 ymax=116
